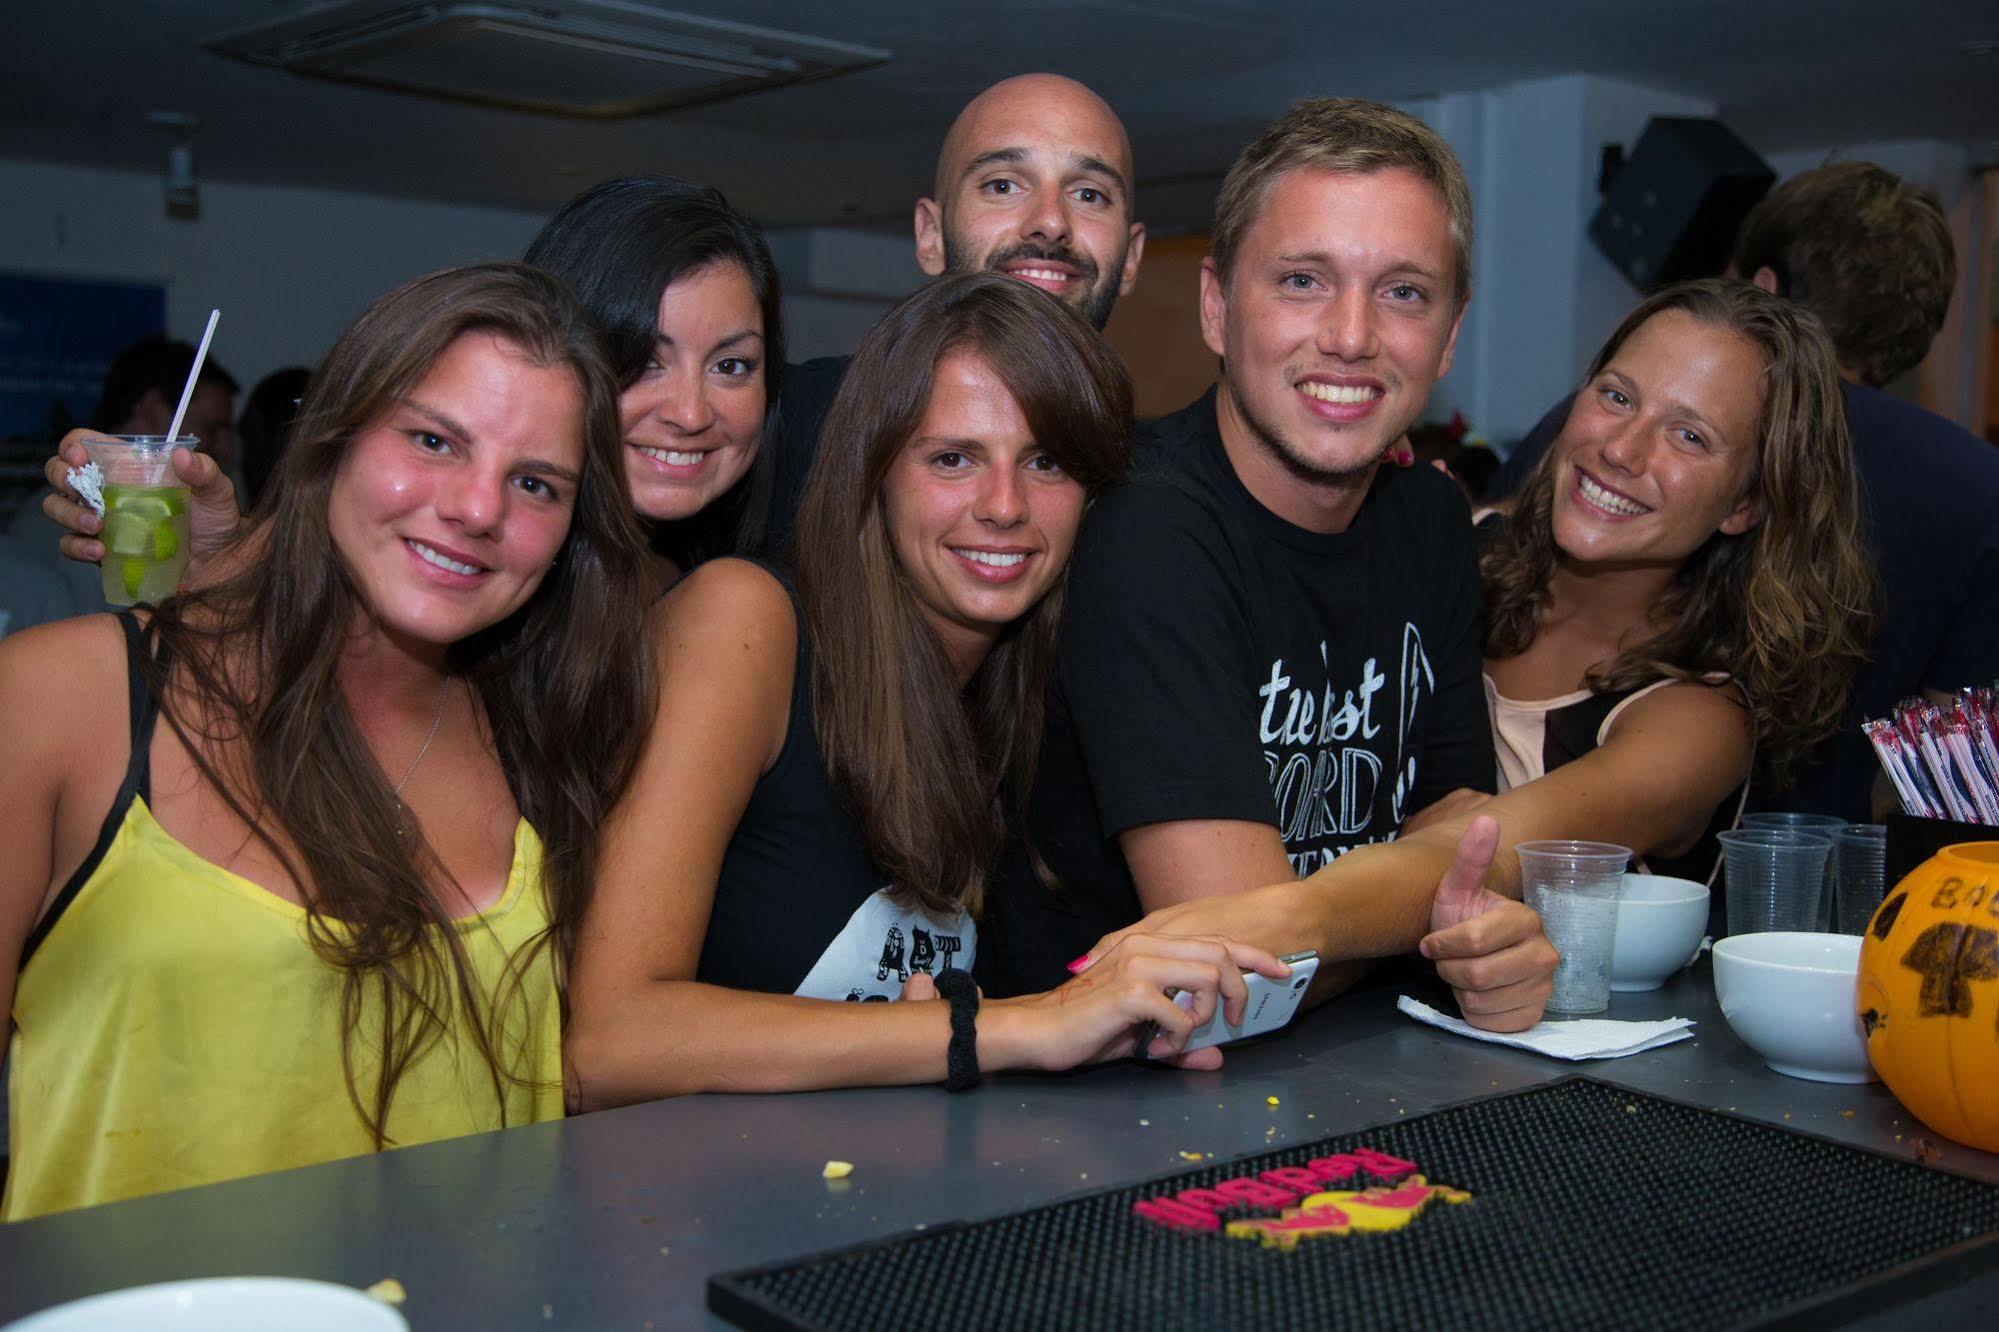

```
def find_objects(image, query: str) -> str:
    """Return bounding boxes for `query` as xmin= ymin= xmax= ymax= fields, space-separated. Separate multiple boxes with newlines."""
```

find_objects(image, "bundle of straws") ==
xmin=1864 ymin=689 xmax=1999 ymax=824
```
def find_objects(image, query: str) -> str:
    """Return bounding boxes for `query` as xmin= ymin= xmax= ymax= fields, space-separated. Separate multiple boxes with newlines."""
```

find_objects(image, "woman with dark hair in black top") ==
xmin=565 ymin=273 xmax=1292 ymax=1103
xmin=523 ymin=175 xmax=783 ymax=578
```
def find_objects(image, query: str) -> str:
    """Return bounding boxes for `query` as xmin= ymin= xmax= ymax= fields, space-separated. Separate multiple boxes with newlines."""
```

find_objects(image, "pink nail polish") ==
xmin=1065 ymin=954 xmax=1089 ymax=974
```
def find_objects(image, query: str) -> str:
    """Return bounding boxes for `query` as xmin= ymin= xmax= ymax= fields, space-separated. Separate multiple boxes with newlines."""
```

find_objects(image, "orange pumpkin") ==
xmin=1856 ymin=841 xmax=1999 ymax=1152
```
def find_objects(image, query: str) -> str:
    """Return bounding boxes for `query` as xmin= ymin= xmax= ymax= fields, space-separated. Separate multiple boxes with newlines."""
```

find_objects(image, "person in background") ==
xmin=90 ymin=335 xmax=241 ymax=475
xmin=1406 ymin=417 xmax=1499 ymax=506
xmin=0 ymin=264 xmax=655 ymax=1219
xmin=768 ymin=73 xmax=1147 ymax=548
xmin=2 ymin=338 xmax=240 ymax=637
xmin=235 ymin=366 xmax=311 ymax=510
xmin=565 ymin=274 xmax=1286 ymax=1105
xmin=1490 ymin=162 xmax=1999 ymax=821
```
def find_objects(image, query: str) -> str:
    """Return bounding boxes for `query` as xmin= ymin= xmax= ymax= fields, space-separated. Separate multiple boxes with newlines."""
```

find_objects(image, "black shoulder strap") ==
xmin=19 ymin=611 xmax=167 ymax=968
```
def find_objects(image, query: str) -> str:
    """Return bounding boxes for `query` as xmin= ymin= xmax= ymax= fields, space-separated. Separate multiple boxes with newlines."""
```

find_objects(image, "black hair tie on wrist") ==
xmin=933 ymin=968 xmax=982 ymax=1092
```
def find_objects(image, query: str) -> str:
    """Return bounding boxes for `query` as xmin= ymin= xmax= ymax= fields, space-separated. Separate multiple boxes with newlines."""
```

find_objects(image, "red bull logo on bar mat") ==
xmin=1131 ymin=1146 xmax=1470 ymax=1250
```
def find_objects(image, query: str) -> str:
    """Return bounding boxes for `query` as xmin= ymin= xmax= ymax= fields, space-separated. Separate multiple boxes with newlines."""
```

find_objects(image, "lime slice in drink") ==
xmin=103 ymin=492 xmax=178 ymax=557
xmin=151 ymin=522 xmax=178 ymax=561
xmin=123 ymin=558 xmax=147 ymax=600
xmin=102 ymin=510 xmax=152 ymax=558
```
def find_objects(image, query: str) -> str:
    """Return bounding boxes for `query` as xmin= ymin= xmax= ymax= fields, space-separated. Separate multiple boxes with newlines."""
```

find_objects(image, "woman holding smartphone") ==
xmin=564 ymin=273 xmax=1289 ymax=1105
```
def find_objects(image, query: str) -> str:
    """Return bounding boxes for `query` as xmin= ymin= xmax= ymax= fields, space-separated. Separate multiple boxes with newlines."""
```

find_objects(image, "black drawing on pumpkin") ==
xmin=1899 ymin=923 xmax=1999 ymax=1019
xmin=1871 ymin=891 xmax=1906 ymax=941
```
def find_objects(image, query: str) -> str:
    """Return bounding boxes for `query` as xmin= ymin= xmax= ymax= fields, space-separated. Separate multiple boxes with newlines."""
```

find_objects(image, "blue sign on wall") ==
xmin=0 ymin=273 xmax=168 ymax=439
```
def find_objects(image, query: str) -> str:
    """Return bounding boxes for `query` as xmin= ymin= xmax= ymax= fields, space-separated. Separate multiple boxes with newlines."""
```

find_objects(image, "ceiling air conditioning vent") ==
xmin=203 ymin=0 xmax=889 ymax=119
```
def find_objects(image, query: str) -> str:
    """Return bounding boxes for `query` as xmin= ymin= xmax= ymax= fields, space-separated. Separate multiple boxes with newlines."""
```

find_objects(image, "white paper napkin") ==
xmin=1397 ymin=995 xmax=1696 ymax=1061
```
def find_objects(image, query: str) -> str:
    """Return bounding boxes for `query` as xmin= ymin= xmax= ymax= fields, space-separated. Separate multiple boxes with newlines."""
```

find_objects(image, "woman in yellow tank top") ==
xmin=0 ymin=264 xmax=655 ymax=1220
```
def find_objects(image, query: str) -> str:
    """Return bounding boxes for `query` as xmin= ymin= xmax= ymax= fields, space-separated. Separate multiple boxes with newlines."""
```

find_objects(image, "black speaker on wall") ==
xmin=1589 ymin=118 xmax=1775 ymax=290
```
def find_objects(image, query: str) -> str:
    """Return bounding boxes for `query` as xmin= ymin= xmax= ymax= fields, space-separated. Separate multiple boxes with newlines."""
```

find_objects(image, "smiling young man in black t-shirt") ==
xmin=989 ymin=101 xmax=1549 ymax=1020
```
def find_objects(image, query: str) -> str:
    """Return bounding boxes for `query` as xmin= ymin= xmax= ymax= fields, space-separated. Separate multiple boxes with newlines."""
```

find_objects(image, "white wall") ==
xmin=0 ymin=158 xmax=547 ymax=392
xmin=1417 ymin=74 xmax=1714 ymax=447
xmin=0 ymin=156 xmax=928 ymax=389
xmin=764 ymin=224 xmax=919 ymax=362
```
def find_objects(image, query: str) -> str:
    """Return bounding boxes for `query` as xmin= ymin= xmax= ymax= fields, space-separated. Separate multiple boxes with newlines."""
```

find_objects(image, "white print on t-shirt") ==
xmin=793 ymin=888 xmax=977 ymax=1003
xmin=1258 ymin=623 xmax=1435 ymax=875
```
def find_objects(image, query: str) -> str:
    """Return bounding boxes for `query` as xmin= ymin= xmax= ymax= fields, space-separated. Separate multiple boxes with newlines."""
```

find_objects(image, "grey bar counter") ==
xmin=3 ymin=960 xmax=1995 ymax=1329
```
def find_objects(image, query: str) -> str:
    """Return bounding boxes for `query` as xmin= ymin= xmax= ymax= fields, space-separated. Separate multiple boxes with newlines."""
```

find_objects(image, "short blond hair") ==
xmin=1211 ymin=97 xmax=1473 ymax=304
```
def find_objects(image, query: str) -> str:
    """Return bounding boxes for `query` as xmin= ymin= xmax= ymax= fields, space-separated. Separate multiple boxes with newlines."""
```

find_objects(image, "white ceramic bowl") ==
xmin=1711 ymin=932 xmax=1875 ymax=1083
xmin=1608 ymin=873 xmax=1709 ymax=991
xmin=4 ymin=1278 xmax=407 ymax=1331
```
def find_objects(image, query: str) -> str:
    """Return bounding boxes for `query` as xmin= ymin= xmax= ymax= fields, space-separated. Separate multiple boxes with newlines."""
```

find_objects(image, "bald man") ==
xmin=768 ymin=74 xmax=1144 ymax=545
xmin=916 ymin=73 xmax=1145 ymax=331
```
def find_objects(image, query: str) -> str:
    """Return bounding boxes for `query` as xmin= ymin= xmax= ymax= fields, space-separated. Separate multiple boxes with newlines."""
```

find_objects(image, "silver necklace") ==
xmin=394 ymin=676 xmax=453 ymax=800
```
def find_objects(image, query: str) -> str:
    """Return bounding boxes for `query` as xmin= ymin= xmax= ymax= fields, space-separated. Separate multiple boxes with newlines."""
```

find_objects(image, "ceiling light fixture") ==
xmin=203 ymin=0 xmax=889 ymax=119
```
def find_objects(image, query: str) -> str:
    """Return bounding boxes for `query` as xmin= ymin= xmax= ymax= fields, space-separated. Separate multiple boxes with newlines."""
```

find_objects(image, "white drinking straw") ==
xmin=165 ymin=308 xmax=221 ymax=445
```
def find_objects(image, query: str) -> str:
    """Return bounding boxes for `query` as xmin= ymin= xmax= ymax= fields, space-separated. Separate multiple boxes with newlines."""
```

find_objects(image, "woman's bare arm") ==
xmin=0 ymin=616 xmax=129 ymax=1024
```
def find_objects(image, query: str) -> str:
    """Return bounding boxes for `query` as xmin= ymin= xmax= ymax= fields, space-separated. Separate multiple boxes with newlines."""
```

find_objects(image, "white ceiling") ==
xmin=6 ymin=0 xmax=1997 ymax=232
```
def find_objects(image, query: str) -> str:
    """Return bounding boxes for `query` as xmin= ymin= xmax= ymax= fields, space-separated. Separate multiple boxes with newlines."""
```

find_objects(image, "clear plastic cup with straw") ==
xmin=1517 ymin=840 xmax=1631 ymax=1015
xmin=74 ymin=309 xmax=218 ymax=606
xmin=1717 ymin=828 xmax=1833 ymax=936
xmin=82 ymin=437 xmax=194 ymax=605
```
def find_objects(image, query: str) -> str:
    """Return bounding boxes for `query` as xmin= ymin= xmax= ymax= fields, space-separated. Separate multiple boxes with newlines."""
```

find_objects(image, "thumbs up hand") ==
xmin=1418 ymin=817 xmax=1558 ymax=1032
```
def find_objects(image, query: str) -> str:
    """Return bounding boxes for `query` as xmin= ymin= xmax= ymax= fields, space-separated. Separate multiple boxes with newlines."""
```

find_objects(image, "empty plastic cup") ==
xmin=1741 ymin=815 xmax=1846 ymax=928
xmin=1517 ymin=840 xmax=1632 ymax=1015
xmin=1832 ymin=824 xmax=1889 ymax=935
xmin=1717 ymin=828 xmax=1833 ymax=936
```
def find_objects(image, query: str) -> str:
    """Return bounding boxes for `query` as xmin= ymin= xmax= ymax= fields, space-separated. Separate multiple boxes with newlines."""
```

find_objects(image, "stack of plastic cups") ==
xmin=1740 ymin=813 xmax=1848 ymax=929
xmin=1716 ymin=828 xmax=1834 ymax=936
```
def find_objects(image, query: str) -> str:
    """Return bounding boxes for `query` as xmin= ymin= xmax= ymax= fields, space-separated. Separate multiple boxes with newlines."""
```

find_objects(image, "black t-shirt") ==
xmin=1493 ymin=383 xmax=1999 ymax=821
xmin=766 ymin=355 xmax=851 ymax=557
xmin=697 ymin=560 xmax=977 ymax=999
xmin=985 ymin=390 xmax=1495 ymax=996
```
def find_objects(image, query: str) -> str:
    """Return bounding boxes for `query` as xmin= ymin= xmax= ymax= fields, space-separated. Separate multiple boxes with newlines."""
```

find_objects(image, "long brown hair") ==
xmin=793 ymin=273 xmax=1132 ymax=917
xmin=1483 ymin=278 xmax=1877 ymax=787
xmin=144 ymin=263 xmax=656 ymax=1145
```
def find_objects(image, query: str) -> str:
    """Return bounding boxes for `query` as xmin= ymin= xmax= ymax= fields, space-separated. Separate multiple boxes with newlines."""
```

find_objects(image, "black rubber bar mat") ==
xmin=709 ymin=1076 xmax=1999 ymax=1332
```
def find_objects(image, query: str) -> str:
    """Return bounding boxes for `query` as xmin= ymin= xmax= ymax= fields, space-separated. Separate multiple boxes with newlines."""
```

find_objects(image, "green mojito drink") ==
xmin=79 ymin=435 xmax=196 ymax=607
xmin=100 ymin=483 xmax=189 ymax=605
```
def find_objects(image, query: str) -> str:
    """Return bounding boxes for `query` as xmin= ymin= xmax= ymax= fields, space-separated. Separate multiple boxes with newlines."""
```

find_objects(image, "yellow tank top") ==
xmin=4 ymin=618 xmax=564 ymax=1221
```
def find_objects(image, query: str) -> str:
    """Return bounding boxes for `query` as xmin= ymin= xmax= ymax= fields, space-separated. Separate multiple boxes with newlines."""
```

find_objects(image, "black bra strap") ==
xmin=19 ymin=611 xmax=168 ymax=968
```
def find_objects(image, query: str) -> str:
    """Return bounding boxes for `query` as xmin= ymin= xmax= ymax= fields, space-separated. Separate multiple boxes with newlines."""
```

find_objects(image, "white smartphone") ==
xmin=1141 ymin=950 xmax=1320 ymax=1058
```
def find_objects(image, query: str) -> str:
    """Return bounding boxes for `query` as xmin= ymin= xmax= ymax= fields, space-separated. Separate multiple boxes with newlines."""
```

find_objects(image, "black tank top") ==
xmin=695 ymin=561 xmax=977 ymax=999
